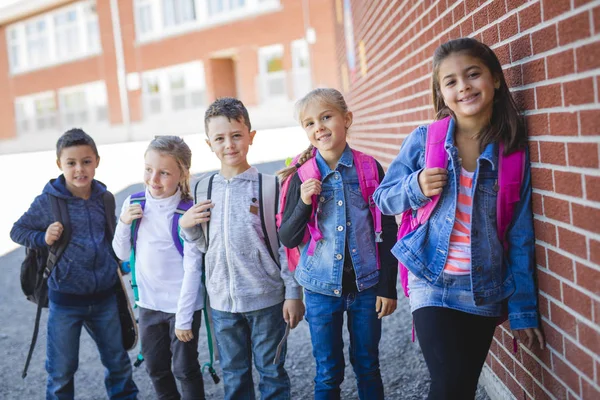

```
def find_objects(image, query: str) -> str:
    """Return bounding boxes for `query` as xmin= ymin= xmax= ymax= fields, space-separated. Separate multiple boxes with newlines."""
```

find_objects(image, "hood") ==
xmin=42 ymin=174 xmax=107 ymax=200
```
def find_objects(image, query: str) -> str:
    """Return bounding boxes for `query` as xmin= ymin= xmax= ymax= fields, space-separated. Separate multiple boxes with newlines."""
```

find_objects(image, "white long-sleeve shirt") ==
xmin=112 ymin=189 xmax=204 ymax=330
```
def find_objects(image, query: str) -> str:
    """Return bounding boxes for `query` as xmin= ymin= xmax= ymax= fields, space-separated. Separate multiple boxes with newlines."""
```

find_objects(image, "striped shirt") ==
xmin=444 ymin=167 xmax=474 ymax=275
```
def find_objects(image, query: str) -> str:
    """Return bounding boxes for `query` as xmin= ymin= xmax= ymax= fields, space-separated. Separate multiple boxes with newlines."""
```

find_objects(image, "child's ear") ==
xmin=494 ymin=74 xmax=501 ymax=89
xmin=56 ymin=159 xmax=62 ymax=170
xmin=205 ymin=138 xmax=213 ymax=151
xmin=344 ymin=111 xmax=353 ymax=130
xmin=249 ymin=130 xmax=257 ymax=144
xmin=95 ymin=156 xmax=101 ymax=168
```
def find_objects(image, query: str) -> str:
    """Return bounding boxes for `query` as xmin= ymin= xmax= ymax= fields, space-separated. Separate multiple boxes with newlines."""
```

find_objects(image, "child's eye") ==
xmin=233 ymin=134 xmax=241 ymax=138
xmin=305 ymin=121 xmax=313 ymax=128
xmin=161 ymin=171 xmax=169 ymax=176
xmin=445 ymin=80 xmax=455 ymax=87
xmin=84 ymin=160 xmax=92 ymax=164
xmin=469 ymin=72 xmax=480 ymax=78
xmin=215 ymin=137 xmax=223 ymax=142
xmin=67 ymin=161 xmax=75 ymax=166
xmin=322 ymin=115 xmax=331 ymax=121
xmin=145 ymin=167 xmax=152 ymax=173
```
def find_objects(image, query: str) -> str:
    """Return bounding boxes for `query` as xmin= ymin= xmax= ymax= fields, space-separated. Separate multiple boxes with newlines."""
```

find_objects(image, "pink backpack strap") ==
xmin=297 ymin=151 xmax=323 ymax=255
xmin=415 ymin=116 xmax=451 ymax=223
xmin=496 ymin=143 xmax=525 ymax=250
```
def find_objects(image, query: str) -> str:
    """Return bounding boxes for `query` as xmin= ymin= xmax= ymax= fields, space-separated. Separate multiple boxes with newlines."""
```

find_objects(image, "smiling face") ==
xmin=437 ymin=52 xmax=499 ymax=124
xmin=144 ymin=149 xmax=182 ymax=199
xmin=56 ymin=145 xmax=100 ymax=197
xmin=300 ymin=100 xmax=352 ymax=155
xmin=205 ymin=115 xmax=256 ymax=170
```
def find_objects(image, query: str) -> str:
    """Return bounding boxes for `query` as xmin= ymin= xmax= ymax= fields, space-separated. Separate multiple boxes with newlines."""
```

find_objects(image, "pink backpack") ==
xmin=397 ymin=116 xmax=526 ymax=297
xmin=276 ymin=147 xmax=383 ymax=272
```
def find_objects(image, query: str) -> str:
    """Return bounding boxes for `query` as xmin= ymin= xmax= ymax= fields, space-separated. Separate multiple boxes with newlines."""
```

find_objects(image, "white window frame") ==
xmin=291 ymin=39 xmax=312 ymax=99
xmin=257 ymin=44 xmax=287 ymax=103
xmin=58 ymin=81 xmax=109 ymax=128
xmin=54 ymin=9 xmax=80 ymax=59
xmin=14 ymin=91 xmax=59 ymax=135
xmin=5 ymin=0 xmax=101 ymax=75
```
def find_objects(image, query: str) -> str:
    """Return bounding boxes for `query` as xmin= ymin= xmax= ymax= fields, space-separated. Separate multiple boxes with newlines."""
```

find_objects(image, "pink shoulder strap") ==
xmin=415 ymin=116 xmax=451 ymax=223
xmin=297 ymin=149 xmax=323 ymax=255
xmin=497 ymin=144 xmax=525 ymax=250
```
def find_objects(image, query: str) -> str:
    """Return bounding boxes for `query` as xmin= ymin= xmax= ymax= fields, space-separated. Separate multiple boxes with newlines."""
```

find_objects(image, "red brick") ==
xmin=482 ymin=25 xmax=499 ymax=46
xmin=491 ymin=352 xmax=508 ymax=381
xmin=473 ymin=7 xmax=489 ymax=31
xmin=563 ymin=283 xmax=592 ymax=319
xmin=578 ymin=321 xmax=600 ymax=354
xmin=543 ymin=195 xmax=571 ymax=223
xmin=580 ymin=110 xmax=600 ymax=135
xmin=585 ymin=175 xmax=600 ymax=202
xmin=495 ymin=43 xmax=511 ymax=65
xmin=552 ymin=354 xmax=582 ymax=393
xmin=519 ymin=2 xmax=542 ymax=31
xmin=505 ymin=372 xmax=525 ymax=398
xmin=576 ymin=263 xmax=600 ymax=295
xmin=511 ymin=34 xmax=532 ymax=62
xmin=536 ymin=243 xmax=547 ymax=267
xmin=499 ymin=14 xmax=519 ymax=41
xmin=572 ymin=203 xmax=600 ymax=234
xmin=534 ymin=381 xmax=553 ymax=400
xmin=539 ymin=292 xmax=550 ymax=319
xmin=532 ymin=167 xmax=554 ymax=191
xmin=565 ymin=338 xmax=595 ymax=379
xmin=489 ymin=0 xmax=506 ymax=21
xmin=536 ymin=84 xmax=562 ymax=109
xmin=558 ymin=11 xmax=591 ymax=45
xmin=520 ymin=348 xmax=544 ymax=382
xmin=549 ymin=112 xmax=578 ymax=136
xmin=547 ymin=249 xmax=574 ymax=281
xmin=514 ymin=362 xmax=534 ymax=395
xmin=465 ymin=0 xmax=479 ymax=14
xmin=535 ymin=220 xmax=558 ymax=245
xmin=591 ymin=242 xmax=600 ymax=265
xmin=529 ymin=141 xmax=540 ymax=162
xmin=514 ymin=88 xmax=536 ymax=110
xmin=505 ymin=65 xmax=523 ymax=87
xmin=538 ymin=269 xmax=562 ymax=300
xmin=522 ymin=58 xmax=546 ymax=85
xmin=563 ymin=77 xmax=595 ymax=106
xmin=540 ymin=141 xmax=566 ymax=165
xmin=558 ymin=227 xmax=588 ymax=259
xmin=582 ymin=379 xmax=600 ymax=400
xmin=461 ymin=17 xmax=474 ymax=36
xmin=525 ymin=113 xmax=549 ymax=136
xmin=507 ymin=0 xmax=527 ymax=12
xmin=594 ymin=6 xmax=600 ymax=35
xmin=552 ymin=301 xmax=578 ymax=338
xmin=568 ymin=143 xmax=599 ymax=168
xmin=533 ymin=192 xmax=543 ymax=215
xmin=532 ymin=24 xmax=558 ymax=54
xmin=497 ymin=345 xmax=516 ymax=374
xmin=453 ymin=2 xmax=466 ymax=23
xmin=543 ymin=0 xmax=571 ymax=21
xmin=554 ymin=171 xmax=583 ymax=197
xmin=547 ymin=50 xmax=575 ymax=79
xmin=576 ymin=42 xmax=600 ymax=72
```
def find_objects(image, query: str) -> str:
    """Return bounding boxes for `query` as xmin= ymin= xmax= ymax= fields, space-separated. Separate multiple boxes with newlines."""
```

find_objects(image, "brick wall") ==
xmin=335 ymin=1 xmax=600 ymax=399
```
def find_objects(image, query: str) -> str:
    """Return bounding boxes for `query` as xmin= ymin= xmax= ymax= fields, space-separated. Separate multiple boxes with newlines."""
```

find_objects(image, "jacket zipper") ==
xmin=223 ymin=180 xmax=236 ymax=312
xmin=86 ymin=201 xmax=98 ymax=293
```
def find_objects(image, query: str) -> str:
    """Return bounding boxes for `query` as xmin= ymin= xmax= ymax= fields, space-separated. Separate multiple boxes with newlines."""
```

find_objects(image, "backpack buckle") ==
xmin=375 ymin=231 xmax=383 ymax=243
xmin=369 ymin=195 xmax=376 ymax=208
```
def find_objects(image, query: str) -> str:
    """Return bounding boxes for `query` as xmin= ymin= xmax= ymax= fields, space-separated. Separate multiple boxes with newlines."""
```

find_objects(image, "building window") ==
xmin=7 ymin=28 xmax=21 ymax=70
xmin=208 ymin=0 xmax=245 ymax=16
xmin=144 ymin=76 xmax=162 ymax=115
xmin=135 ymin=0 xmax=154 ymax=37
xmin=291 ymin=39 xmax=312 ymax=99
xmin=54 ymin=10 xmax=80 ymax=59
xmin=84 ymin=2 xmax=101 ymax=53
xmin=34 ymin=95 xmax=58 ymax=131
xmin=258 ymin=44 xmax=287 ymax=103
xmin=162 ymin=0 xmax=196 ymax=27
xmin=59 ymin=82 xmax=108 ymax=127
xmin=26 ymin=20 xmax=49 ymax=68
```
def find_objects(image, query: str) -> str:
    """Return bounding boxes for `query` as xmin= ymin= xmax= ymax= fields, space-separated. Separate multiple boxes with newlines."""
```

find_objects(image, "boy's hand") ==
xmin=300 ymin=178 xmax=322 ymax=205
xmin=175 ymin=328 xmax=194 ymax=342
xmin=283 ymin=299 xmax=305 ymax=329
xmin=418 ymin=168 xmax=448 ymax=197
xmin=120 ymin=203 xmax=143 ymax=225
xmin=179 ymin=201 xmax=214 ymax=229
xmin=512 ymin=327 xmax=545 ymax=351
xmin=45 ymin=222 xmax=64 ymax=246
xmin=376 ymin=296 xmax=397 ymax=319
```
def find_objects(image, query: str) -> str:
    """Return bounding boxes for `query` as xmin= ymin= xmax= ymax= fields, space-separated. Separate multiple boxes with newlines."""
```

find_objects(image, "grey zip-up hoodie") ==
xmin=181 ymin=167 xmax=302 ymax=313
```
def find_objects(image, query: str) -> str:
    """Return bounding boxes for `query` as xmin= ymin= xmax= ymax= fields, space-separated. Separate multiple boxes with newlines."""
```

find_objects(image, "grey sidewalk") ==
xmin=0 ymin=160 xmax=490 ymax=399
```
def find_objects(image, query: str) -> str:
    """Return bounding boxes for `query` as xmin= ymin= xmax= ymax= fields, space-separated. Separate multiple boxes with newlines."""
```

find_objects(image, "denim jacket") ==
xmin=294 ymin=146 xmax=381 ymax=296
xmin=373 ymin=119 xmax=539 ymax=330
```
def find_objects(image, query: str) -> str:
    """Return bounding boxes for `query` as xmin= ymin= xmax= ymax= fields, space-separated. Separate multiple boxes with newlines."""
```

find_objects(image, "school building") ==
xmin=0 ymin=0 xmax=339 ymax=153
xmin=336 ymin=0 xmax=600 ymax=399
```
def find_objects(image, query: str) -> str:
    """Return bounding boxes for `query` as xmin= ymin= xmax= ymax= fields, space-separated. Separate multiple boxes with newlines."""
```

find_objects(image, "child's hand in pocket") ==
xmin=179 ymin=200 xmax=214 ymax=229
xmin=376 ymin=296 xmax=397 ymax=319
xmin=300 ymin=178 xmax=322 ymax=205
xmin=175 ymin=328 xmax=194 ymax=342
xmin=120 ymin=203 xmax=143 ymax=225
xmin=283 ymin=299 xmax=305 ymax=329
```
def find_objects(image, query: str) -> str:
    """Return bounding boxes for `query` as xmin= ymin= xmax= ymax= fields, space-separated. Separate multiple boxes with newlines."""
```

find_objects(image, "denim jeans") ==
xmin=46 ymin=294 xmax=138 ymax=400
xmin=210 ymin=302 xmax=290 ymax=400
xmin=139 ymin=307 xmax=205 ymax=400
xmin=304 ymin=287 xmax=384 ymax=400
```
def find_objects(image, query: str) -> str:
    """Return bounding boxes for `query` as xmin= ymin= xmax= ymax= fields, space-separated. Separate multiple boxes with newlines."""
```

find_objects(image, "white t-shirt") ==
xmin=112 ymin=189 xmax=204 ymax=329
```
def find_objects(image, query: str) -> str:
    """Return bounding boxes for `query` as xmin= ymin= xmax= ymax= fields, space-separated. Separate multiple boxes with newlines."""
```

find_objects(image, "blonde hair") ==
xmin=145 ymin=136 xmax=192 ymax=200
xmin=277 ymin=88 xmax=350 ymax=182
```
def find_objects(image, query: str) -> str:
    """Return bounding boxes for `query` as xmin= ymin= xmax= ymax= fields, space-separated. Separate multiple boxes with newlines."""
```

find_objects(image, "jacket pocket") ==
xmin=55 ymin=255 xmax=74 ymax=284
xmin=316 ymin=191 xmax=334 ymax=217
xmin=250 ymin=250 xmax=281 ymax=292
xmin=349 ymin=187 xmax=368 ymax=209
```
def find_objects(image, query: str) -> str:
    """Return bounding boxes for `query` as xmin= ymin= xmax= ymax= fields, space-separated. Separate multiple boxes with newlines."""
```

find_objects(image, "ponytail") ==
xmin=277 ymin=145 xmax=315 ymax=182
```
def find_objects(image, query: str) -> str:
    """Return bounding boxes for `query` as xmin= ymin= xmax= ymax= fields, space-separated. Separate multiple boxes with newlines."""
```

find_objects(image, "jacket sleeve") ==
xmin=277 ymin=243 xmax=303 ymax=300
xmin=10 ymin=193 xmax=52 ymax=249
xmin=375 ymin=162 xmax=398 ymax=300
xmin=278 ymin=173 xmax=312 ymax=248
xmin=506 ymin=149 xmax=540 ymax=330
xmin=373 ymin=125 xmax=431 ymax=215
xmin=112 ymin=196 xmax=133 ymax=261
xmin=176 ymin=240 xmax=204 ymax=330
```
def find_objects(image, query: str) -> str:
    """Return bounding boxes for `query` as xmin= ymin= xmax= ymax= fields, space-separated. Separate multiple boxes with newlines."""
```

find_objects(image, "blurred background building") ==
xmin=0 ymin=0 xmax=338 ymax=153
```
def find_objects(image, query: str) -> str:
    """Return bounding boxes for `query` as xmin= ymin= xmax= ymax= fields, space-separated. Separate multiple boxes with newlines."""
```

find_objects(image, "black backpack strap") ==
xmin=258 ymin=173 xmax=280 ymax=268
xmin=194 ymin=174 xmax=215 ymax=249
xmin=103 ymin=191 xmax=117 ymax=239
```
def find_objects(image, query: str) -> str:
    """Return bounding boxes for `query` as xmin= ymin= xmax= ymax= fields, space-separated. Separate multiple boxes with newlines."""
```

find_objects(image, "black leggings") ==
xmin=413 ymin=307 xmax=497 ymax=400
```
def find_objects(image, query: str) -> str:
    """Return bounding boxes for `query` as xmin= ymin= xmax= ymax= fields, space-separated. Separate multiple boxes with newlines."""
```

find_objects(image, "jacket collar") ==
xmin=444 ymin=118 xmax=498 ymax=170
xmin=315 ymin=144 xmax=353 ymax=175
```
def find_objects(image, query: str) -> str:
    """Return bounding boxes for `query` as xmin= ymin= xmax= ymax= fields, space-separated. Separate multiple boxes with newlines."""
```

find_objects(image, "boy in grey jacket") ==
xmin=179 ymin=97 xmax=303 ymax=400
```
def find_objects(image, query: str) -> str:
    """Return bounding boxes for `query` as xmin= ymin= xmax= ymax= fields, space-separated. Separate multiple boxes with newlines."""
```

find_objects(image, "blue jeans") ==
xmin=304 ymin=287 xmax=384 ymax=400
xmin=46 ymin=294 xmax=138 ymax=400
xmin=211 ymin=302 xmax=290 ymax=400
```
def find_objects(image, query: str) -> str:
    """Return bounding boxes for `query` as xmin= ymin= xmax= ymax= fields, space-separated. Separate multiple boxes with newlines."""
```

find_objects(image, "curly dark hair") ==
xmin=56 ymin=128 xmax=99 ymax=159
xmin=204 ymin=97 xmax=252 ymax=135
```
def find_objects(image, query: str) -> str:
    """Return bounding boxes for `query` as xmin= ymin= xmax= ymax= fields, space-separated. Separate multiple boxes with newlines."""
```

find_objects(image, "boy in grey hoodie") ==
xmin=179 ymin=98 xmax=303 ymax=400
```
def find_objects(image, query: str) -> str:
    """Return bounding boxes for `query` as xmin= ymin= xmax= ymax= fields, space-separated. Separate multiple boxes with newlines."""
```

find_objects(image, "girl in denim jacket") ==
xmin=373 ymin=38 xmax=545 ymax=399
xmin=278 ymin=88 xmax=398 ymax=400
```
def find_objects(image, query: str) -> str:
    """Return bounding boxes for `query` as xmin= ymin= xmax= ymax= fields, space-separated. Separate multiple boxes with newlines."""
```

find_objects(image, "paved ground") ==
xmin=0 ymin=159 xmax=492 ymax=399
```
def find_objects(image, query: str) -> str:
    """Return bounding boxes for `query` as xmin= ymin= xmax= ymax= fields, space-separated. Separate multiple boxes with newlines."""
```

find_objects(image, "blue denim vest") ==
xmin=374 ymin=120 xmax=539 ymax=330
xmin=295 ymin=145 xmax=379 ymax=297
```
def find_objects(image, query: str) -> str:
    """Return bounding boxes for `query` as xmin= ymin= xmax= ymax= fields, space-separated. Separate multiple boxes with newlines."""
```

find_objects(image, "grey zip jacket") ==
xmin=181 ymin=167 xmax=302 ymax=313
